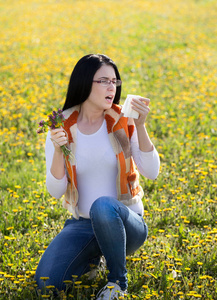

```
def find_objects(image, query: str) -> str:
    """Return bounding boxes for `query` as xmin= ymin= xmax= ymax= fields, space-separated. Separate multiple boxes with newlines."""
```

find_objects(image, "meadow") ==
xmin=0 ymin=0 xmax=217 ymax=299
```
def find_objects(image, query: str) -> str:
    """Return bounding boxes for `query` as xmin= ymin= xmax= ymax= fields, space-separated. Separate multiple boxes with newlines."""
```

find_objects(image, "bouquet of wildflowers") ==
xmin=37 ymin=109 xmax=73 ymax=162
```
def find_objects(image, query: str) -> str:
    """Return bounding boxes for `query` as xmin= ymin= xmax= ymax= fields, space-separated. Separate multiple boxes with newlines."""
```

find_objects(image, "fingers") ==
xmin=50 ymin=128 xmax=65 ymax=138
xmin=131 ymin=97 xmax=150 ymax=125
xmin=50 ymin=128 xmax=65 ymax=135
xmin=50 ymin=128 xmax=68 ymax=148
xmin=131 ymin=97 xmax=150 ymax=114
xmin=132 ymin=97 xmax=150 ymax=107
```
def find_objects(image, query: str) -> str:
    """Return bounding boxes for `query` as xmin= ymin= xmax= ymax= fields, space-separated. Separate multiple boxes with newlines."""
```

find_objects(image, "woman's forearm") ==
xmin=50 ymin=150 xmax=66 ymax=179
xmin=136 ymin=124 xmax=153 ymax=152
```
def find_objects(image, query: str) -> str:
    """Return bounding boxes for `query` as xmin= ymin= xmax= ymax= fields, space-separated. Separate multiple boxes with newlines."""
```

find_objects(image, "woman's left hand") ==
xmin=131 ymin=97 xmax=150 ymax=127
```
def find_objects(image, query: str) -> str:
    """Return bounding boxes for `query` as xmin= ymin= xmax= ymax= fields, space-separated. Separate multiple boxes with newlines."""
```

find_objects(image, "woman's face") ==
xmin=85 ymin=64 xmax=117 ymax=111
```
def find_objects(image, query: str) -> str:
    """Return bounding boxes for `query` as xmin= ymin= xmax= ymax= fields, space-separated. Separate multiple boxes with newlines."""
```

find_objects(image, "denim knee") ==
xmin=90 ymin=196 xmax=117 ymax=221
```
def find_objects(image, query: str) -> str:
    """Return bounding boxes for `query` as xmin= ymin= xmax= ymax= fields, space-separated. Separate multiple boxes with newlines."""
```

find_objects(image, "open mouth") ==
xmin=105 ymin=96 xmax=114 ymax=102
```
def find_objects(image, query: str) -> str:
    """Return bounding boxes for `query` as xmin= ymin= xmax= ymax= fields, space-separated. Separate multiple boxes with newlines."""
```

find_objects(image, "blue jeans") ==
xmin=35 ymin=197 xmax=148 ymax=291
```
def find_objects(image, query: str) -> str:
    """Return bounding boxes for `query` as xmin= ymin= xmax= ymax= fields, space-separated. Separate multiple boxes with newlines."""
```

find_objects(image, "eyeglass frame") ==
xmin=92 ymin=79 xmax=122 ymax=87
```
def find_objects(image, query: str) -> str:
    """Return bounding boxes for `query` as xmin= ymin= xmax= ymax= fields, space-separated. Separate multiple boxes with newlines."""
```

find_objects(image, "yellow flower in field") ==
xmin=14 ymin=185 xmax=21 ymax=188
xmin=4 ymin=236 xmax=16 ymax=240
xmin=149 ymin=273 xmax=157 ymax=279
xmin=178 ymin=177 xmax=186 ymax=182
xmin=107 ymin=285 xmax=114 ymax=289
xmin=186 ymin=293 xmax=202 ymax=298
xmin=132 ymin=257 xmax=141 ymax=261
xmin=8 ymin=263 xmax=13 ymax=267
xmin=40 ymin=277 xmax=49 ymax=281
xmin=197 ymin=262 xmax=203 ymax=266
xmin=63 ymin=280 xmax=72 ymax=284
xmin=182 ymin=239 xmax=190 ymax=243
xmin=152 ymin=253 xmax=160 ymax=257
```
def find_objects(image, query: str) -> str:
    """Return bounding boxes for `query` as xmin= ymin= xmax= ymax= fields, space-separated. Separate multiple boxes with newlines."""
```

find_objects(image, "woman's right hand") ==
xmin=50 ymin=128 xmax=68 ymax=153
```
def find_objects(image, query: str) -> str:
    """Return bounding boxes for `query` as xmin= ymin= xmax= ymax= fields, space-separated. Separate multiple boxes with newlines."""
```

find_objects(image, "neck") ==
xmin=78 ymin=102 xmax=104 ymax=124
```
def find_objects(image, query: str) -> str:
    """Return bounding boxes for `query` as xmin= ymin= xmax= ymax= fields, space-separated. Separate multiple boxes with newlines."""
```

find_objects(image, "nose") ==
xmin=108 ymin=81 xmax=116 ymax=90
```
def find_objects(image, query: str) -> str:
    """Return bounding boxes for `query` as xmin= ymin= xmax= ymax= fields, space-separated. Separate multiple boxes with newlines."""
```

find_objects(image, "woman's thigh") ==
xmin=35 ymin=218 xmax=101 ymax=291
xmin=90 ymin=197 xmax=148 ymax=255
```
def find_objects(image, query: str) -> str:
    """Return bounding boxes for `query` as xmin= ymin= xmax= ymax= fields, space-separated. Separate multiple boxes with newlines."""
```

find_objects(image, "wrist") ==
xmin=54 ymin=147 xmax=63 ymax=155
xmin=135 ymin=123 xmax=145 ymax=130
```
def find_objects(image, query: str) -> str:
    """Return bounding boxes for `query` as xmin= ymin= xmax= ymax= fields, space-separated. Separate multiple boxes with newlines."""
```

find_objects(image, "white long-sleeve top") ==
xmin=45 ymin=120 xmax=160 ymax=218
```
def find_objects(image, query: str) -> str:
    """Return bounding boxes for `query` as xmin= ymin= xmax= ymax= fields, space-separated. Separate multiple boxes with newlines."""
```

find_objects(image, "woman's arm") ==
xmin=130 ymin=96 xmax=160 ymax=179
xmin=131 ymin=128 xmax=160 ymax=179
xmin=45 ymin=130 xmax=68 ymax=198
xmin=131 ymin=97 xmax=153 ymax=152
xmin=49 ymin=128 xmax=68 ymax=179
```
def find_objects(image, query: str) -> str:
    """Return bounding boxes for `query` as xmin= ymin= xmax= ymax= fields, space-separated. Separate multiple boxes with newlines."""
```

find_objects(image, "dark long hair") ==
xmin=62 ymin=54 xmax=121 ymax=111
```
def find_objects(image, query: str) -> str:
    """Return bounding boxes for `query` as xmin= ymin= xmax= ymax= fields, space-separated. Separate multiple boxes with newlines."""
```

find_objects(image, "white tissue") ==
xmin=121 ymin=94 xmax=140 ymax=119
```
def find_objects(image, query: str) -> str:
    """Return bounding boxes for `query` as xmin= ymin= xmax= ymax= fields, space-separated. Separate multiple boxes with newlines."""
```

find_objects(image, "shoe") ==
xmin=96 ymin=282 xmax=127 ymax=299
xmin=87 ymin=256 xmax=106 ymax=280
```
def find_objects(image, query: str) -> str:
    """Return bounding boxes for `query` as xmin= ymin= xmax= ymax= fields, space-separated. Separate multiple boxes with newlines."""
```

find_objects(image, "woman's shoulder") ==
xmin=63 ymin=105 xmax=80 ymax=120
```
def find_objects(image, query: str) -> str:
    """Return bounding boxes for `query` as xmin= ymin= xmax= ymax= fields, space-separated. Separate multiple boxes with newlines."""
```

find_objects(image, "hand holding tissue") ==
xmin=121 ymin=95 xmax=141 ymax=119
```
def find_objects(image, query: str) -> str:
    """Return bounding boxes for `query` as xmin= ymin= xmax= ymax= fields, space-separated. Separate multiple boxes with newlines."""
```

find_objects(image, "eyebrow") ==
xmin=98 ymin=76 xmax=117 ymax=80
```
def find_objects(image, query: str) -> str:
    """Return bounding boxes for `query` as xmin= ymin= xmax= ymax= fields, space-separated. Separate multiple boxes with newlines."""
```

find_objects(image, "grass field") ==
xmin=0 ymin=0 xmax=217 ymax=299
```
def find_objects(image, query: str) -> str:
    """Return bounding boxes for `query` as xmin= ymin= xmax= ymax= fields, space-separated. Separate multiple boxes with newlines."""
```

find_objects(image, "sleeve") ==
xmin=45 ymin=131 xmax=68 ymax=198
xmin=130 ymin=127 xmax=160 ymax=180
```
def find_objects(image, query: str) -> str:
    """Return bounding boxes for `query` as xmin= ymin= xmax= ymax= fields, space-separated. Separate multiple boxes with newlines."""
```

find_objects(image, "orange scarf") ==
xmin=62 ymin=103 xmax=144 ymax=219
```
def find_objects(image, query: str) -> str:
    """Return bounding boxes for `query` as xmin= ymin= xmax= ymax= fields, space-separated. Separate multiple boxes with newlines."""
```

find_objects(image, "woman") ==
xmin=35 ymin=54 xmax=160 ymax=299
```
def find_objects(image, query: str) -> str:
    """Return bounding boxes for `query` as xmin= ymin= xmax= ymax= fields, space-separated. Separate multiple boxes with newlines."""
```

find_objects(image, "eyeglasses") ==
xmin=93 ymin=79 xmax=122 ymax=87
